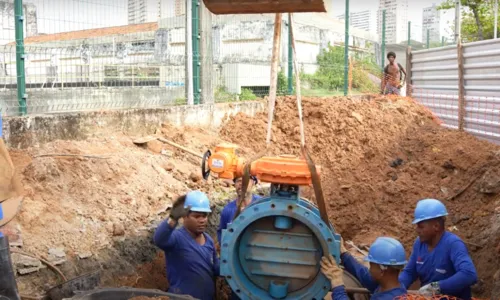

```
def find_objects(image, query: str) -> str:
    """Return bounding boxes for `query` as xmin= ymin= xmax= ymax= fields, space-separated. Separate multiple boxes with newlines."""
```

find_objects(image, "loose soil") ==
xmin=7 ymin=125 xmax=235 ymax=296
xmin=220 ymin=95 xmax=500 ymax=297
xmin=4 ymin=95 xmax=500 ymax=298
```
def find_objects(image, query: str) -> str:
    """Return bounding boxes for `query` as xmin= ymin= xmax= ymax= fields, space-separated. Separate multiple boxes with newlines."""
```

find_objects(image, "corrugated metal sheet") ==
xmin=411 ymin=39 xmax=500 ymax=144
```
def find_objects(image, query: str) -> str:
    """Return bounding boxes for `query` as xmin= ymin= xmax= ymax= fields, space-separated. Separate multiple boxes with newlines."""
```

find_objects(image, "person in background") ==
xmin=154 ymin=190 xmax=219 ymax=300
xmin=217 ymin=175 xmax=261 ymax=244
xmin=399 ymin=198 xmax=478 ymax=299
xmin=321 ymin=237 xmax=408 ymax=300
xmin=381 ymin=51 xmax=406 ymax=95
xmin=217 ymin=175 xmax=261 ymax=300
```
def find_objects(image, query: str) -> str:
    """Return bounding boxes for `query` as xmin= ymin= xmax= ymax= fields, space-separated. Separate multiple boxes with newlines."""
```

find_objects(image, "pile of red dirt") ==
xmin=220 ymin=95 xmax=500 ymax=297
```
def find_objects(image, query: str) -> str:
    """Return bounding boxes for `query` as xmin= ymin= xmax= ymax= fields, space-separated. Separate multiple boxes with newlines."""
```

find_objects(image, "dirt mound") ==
xmin=6 ymin=124 xmax=244 ymax=297
xmin=9 ymin=126 xmax=230 ymax=257
xmin=220 ymin=95 xmax=500 ymax=297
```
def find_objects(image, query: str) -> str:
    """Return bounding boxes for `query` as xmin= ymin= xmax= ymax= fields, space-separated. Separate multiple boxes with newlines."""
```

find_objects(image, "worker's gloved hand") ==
xmin=320 ymin=255 xmax=344 ymax=288
xmin=418 ymin=282 xmax=441 ymax=297
xmin=169 ymin=197 xmax=191 ymax=222
xmin=340 ymin=237 xmax=348 ymax=255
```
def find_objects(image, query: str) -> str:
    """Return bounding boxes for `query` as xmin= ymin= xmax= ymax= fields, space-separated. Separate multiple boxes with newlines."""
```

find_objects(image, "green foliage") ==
xmin=277 ymin=70 xmax=288 ymax=95
xmin=277 ymin=70 xmax=297 ymax=95
xmin=214 ymin=86 xmax=258 ymax=102
xmin=301 ymin=44 xmax=379 ymax=93
xmin=239 ymin=88 xmax=258 ymax=100
xmin=215 ymin=86 xmax=236 ymax=102
xmin=438 ymin=0 xmax=498 ymax=42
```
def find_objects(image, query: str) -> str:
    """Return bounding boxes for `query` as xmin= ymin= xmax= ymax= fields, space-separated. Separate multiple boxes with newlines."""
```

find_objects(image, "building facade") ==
xmin=377 ymin=0 xmax=408 ymax=44
xmin=128 ymin=0 xmax=160 ymax=24
xmin=337 ymin=10 xmax=377 ymax=36
xmin=422 ymin=4 xmax=455 ymax=43
xmin=422 ymin=4 xmax=440 ymax=42
xmin=0 ymin=0 xmax=37 ymax=45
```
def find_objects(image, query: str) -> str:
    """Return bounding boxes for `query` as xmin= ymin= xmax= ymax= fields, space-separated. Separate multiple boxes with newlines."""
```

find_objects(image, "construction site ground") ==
xmin=3 ymin=95 xmax=500 ymax=299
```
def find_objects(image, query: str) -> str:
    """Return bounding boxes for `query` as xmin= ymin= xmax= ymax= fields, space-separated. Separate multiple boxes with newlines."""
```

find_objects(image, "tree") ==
xmin=438 ymin=0 xmax=499 ymax=42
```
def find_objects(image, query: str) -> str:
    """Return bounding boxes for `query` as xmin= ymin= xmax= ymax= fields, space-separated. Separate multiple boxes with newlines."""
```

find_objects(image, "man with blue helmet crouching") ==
xmin=399 ymin=198 xmax=478 ymax=299
xmin=321 ymin=237 xmax=408 ymax=299
xmin=154 ymin=190 xmax=220 ymax=300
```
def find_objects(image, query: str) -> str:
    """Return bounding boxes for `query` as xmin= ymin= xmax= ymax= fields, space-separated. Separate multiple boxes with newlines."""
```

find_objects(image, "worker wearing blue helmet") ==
xmin=321 ymin=237 xmax=408 ymax=300
xmin=399 ymin=198 xmax=478 ymax=299
xmin=154 ymin=190 xmax=220 ymax=300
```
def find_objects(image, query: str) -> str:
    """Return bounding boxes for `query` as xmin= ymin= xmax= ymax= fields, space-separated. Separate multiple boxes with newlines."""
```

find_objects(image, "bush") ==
xmin=301 ymin=44 xmax=380 ymax=93
xmin=240 ymin=88 xmax=258 ymax=100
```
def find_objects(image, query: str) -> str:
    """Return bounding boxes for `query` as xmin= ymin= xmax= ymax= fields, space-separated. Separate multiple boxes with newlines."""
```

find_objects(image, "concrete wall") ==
xmin=1 ymin=100 xmax=265 ymax=148
xmin=0 ymin=87 xmax=185 ymax=116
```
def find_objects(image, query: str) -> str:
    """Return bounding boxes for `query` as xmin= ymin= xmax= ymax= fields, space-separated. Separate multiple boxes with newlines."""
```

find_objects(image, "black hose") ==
xmin=0 ymin=234 xmax=21 ymax=300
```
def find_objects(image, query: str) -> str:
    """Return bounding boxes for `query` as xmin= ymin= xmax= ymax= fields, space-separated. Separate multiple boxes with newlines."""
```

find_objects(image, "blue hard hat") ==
xmin=184 ymin=190 xmax=212 ymax=213
xmin=412 ymin=198 xmax=448 ymax=224
xmin=364 ymin=237 xmax=407 ymax=266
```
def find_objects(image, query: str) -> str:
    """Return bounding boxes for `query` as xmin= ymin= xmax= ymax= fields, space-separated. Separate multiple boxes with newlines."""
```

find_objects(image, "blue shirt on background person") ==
xmin=321 ymin=237 xmax=408 ymax=300
xmin=399 ymin=198 xmax=478 ymax=300
xmin=399 ymin=232 xmax=478 ymax=299
xmin=333 ymin=253 xmax=407 ymax=300
xmin=217 ymin=193 xmax=262 ymax=243
xmin=217 ymin=176 xmax=261 ymax=300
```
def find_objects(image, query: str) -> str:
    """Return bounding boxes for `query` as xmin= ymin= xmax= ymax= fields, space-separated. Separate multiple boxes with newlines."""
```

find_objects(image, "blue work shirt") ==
xmin=154 ymin=219 xmax=220 ymax=300
xmin=399 ymin=231 xmax=478 ymax=300
xmin=331 ymin=253 xmax=407 ymax=300
xmin=217 ymin=194 xmax=262 ymax=243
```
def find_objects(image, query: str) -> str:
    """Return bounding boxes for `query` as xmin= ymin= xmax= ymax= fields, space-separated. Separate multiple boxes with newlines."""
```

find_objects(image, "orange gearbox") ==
xmin=203 ymin=144 xmax=321 ymax=185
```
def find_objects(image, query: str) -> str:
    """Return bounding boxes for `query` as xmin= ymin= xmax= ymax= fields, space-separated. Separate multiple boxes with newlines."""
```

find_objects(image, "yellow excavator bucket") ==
xmin=202 ymin=0 xmax=326 ymax=14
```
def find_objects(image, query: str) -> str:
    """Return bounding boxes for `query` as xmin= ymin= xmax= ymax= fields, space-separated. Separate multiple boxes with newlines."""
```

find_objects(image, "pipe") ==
xmin=407 ymin=21 xmax=411 ymax=46
xmin=0 ymin=234 xmax=21 ymax=300
xmin=495 ymin=0 xmax=498 ymax=39
xmin=345 ymin=287 xmax=419 ymax=295
xmin=14 ymin=0 xmax=27 ymax=116
xmin=381 ymin=10 xmax=386 ymax=72
xmin=192 ymin=0 xmax=201 ymax=104
xmin=185 ymin=0 xmax=194 ymax=105
xmin=427 ymin=29 xmax=430 ymax=49
xmin=343 ymin=0 xmax=349 ymax=96
xmin=287 ymin=13 xmax=293 ymax=95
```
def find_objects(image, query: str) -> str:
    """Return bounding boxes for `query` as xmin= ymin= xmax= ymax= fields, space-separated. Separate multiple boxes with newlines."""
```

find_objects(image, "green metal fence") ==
xmin=1 ymin=0 xmax=384 ymax=116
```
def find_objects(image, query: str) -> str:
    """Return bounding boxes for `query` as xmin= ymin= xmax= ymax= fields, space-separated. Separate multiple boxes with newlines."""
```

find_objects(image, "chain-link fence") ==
xmin=0 ymin=0 xmax=387 ymax=116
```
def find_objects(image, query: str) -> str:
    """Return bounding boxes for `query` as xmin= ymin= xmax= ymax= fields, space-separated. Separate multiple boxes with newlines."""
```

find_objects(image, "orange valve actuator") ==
xmin=205 ymin=143 xmax=245 ymax=180
xmin=202 ymin=144 xmax=321 ymax=185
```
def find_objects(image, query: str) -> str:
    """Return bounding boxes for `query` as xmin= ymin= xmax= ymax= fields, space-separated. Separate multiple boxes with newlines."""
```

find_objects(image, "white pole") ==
xmin=455 ymin=0 xmax=461 ymax=43
xmin=186 ymin=0 xmax=194 ymax=105
xmin=495 ymin=0 xmax=498 ymax=39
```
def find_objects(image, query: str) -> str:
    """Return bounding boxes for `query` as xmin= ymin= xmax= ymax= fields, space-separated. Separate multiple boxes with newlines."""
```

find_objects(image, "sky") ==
xmin=24 ymin=0 xmax=445 ymax=34
xmin=334 ymin=0 xmax=445 ymax=25
xmin=27 ymin=0 xmax=128 ymax=34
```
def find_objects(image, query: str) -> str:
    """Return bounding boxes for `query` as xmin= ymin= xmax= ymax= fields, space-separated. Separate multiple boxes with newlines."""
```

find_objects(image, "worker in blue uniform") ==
xmin=399 ymin=198 xmax=478 ymax=299
xmin=321 ymin=237 xmax=408 ymax=300
xmin=154 ymin=190 xmax=220 ymax=300
xmin=217 ymin=175 xmax=261 ymax=243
